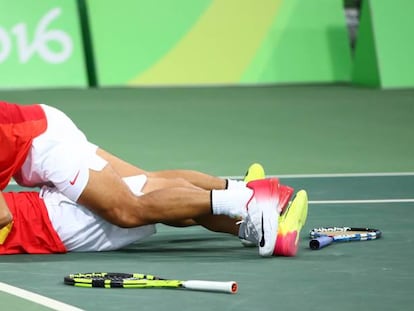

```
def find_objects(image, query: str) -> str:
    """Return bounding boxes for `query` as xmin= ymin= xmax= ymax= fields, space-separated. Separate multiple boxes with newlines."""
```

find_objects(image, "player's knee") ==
xmin=78 ymin=187 xmax=148 ymax=228
xmin=101 ymin=199 xmax=148 ymax=228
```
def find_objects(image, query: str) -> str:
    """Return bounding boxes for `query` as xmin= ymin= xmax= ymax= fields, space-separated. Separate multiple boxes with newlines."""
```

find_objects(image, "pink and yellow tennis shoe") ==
xmin=244 ymin=178 xmax=281 ymax=257
xmin=244 ymin=163 xmax=265 ymax=183
xmin=273 ymin=190 xmax=308 ymax=256
xmin=244 ymin=163 xmax=294 ymax=214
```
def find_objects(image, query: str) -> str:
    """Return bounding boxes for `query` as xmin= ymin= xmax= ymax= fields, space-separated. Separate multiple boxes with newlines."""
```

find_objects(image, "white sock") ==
xmin=211 ymin=188 xmax=253 ymax=218
xmin=226 ymin=179 xmax=247 ymax=189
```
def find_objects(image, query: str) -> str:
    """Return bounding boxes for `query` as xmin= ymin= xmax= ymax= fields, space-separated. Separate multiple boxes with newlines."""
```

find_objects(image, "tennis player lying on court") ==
xmin=0 ymin=166 xmax=308 ymax=256
xmin=0 ymin=101 xmax=307 ymax=257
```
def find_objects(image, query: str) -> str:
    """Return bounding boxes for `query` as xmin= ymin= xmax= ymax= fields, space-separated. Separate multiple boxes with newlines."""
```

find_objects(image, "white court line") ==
xmin=309 ymin=198 xmax=414 ymax=204
xmin=0 ymin=282 xmax=84 ymax=311
xmin=225 ymin=173 xmax=414 ymax=205
xmin=274 ymin=172 xmax=414 ymax=178
xmin=7 ymin=171 xmax=414 ymax=187
xmin=226 ymin=172 xmax=414 ymax=179
xmin=7 ymin=172 xmax=414 ymax=205
xmin=227 ymin=173 xmax=414 ymax=205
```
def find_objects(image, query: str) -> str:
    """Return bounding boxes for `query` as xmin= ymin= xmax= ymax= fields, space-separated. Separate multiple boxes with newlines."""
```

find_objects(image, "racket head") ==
xmin=64 ymin=272 xmax=161 ymax=288
xmin=310 ymin=226 xmax=382 ymax=242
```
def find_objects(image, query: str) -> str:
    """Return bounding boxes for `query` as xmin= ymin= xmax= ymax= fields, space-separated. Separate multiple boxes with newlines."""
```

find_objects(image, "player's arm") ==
xmin=0 ymin=191 xmax=13 ymax=244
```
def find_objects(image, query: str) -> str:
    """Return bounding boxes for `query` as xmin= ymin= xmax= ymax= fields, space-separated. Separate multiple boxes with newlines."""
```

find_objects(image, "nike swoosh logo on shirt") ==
xmin=259 ymin=212 xmax=265 ymax=247
xmin=69 ymin=170 xmax=80 ymax=185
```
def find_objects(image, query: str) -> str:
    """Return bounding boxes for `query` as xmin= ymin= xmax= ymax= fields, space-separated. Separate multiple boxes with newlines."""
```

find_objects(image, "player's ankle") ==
xmin=211 ymin=189 xmax=252 ymax=218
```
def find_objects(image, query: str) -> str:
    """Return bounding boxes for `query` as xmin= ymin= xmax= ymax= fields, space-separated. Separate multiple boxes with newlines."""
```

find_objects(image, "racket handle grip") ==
xmin=183 ymin=280 xmax=238 ymax=294
xmin=309 ymin=236 xmax=334 ymax=250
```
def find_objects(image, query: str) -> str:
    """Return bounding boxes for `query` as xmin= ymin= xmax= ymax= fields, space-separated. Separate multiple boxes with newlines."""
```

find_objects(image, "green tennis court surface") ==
xmin=2 ymin=174 xmax=413 ymax=311
xmin=0 ymin=291 xmax=54 ymax=311
xmin=0 ymin=86 xmax=413 ymax=310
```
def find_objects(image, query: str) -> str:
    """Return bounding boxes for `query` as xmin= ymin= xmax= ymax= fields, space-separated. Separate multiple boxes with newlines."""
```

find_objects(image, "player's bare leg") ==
xmin=97 ymin=148 xmax=229 ymax=190
xmin=77 ymin=164 xmax=214 ymax=227
xmin=193 ymin=214 xmax=239 ymax=236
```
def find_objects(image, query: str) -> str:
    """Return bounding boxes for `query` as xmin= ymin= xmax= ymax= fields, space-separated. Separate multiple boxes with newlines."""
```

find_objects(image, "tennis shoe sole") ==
xmin=244 ymin=163 xmax=265 ymax=183
xmin=273 ymin=190 xmax=308 ymax=257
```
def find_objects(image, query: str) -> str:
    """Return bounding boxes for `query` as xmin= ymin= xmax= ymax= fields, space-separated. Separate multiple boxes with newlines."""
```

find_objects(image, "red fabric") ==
xmin=0 ymin=192 xmax=67 ymax=254
xmin=0 ymin=102 xmax=47 ymax=189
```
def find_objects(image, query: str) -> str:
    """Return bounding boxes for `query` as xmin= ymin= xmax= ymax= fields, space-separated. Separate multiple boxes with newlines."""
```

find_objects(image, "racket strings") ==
xmin=77 ymin=273 xmax=162 ymax=281
xmin=68 ymin=272 xmax=168 ymax=288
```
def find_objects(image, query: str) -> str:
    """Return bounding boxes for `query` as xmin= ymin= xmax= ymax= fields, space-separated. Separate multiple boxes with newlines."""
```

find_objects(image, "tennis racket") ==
xmin=309 ymin=226 xmax=382 ymax=250
xmin=64 ymin=272 xmax=238 ymax=294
